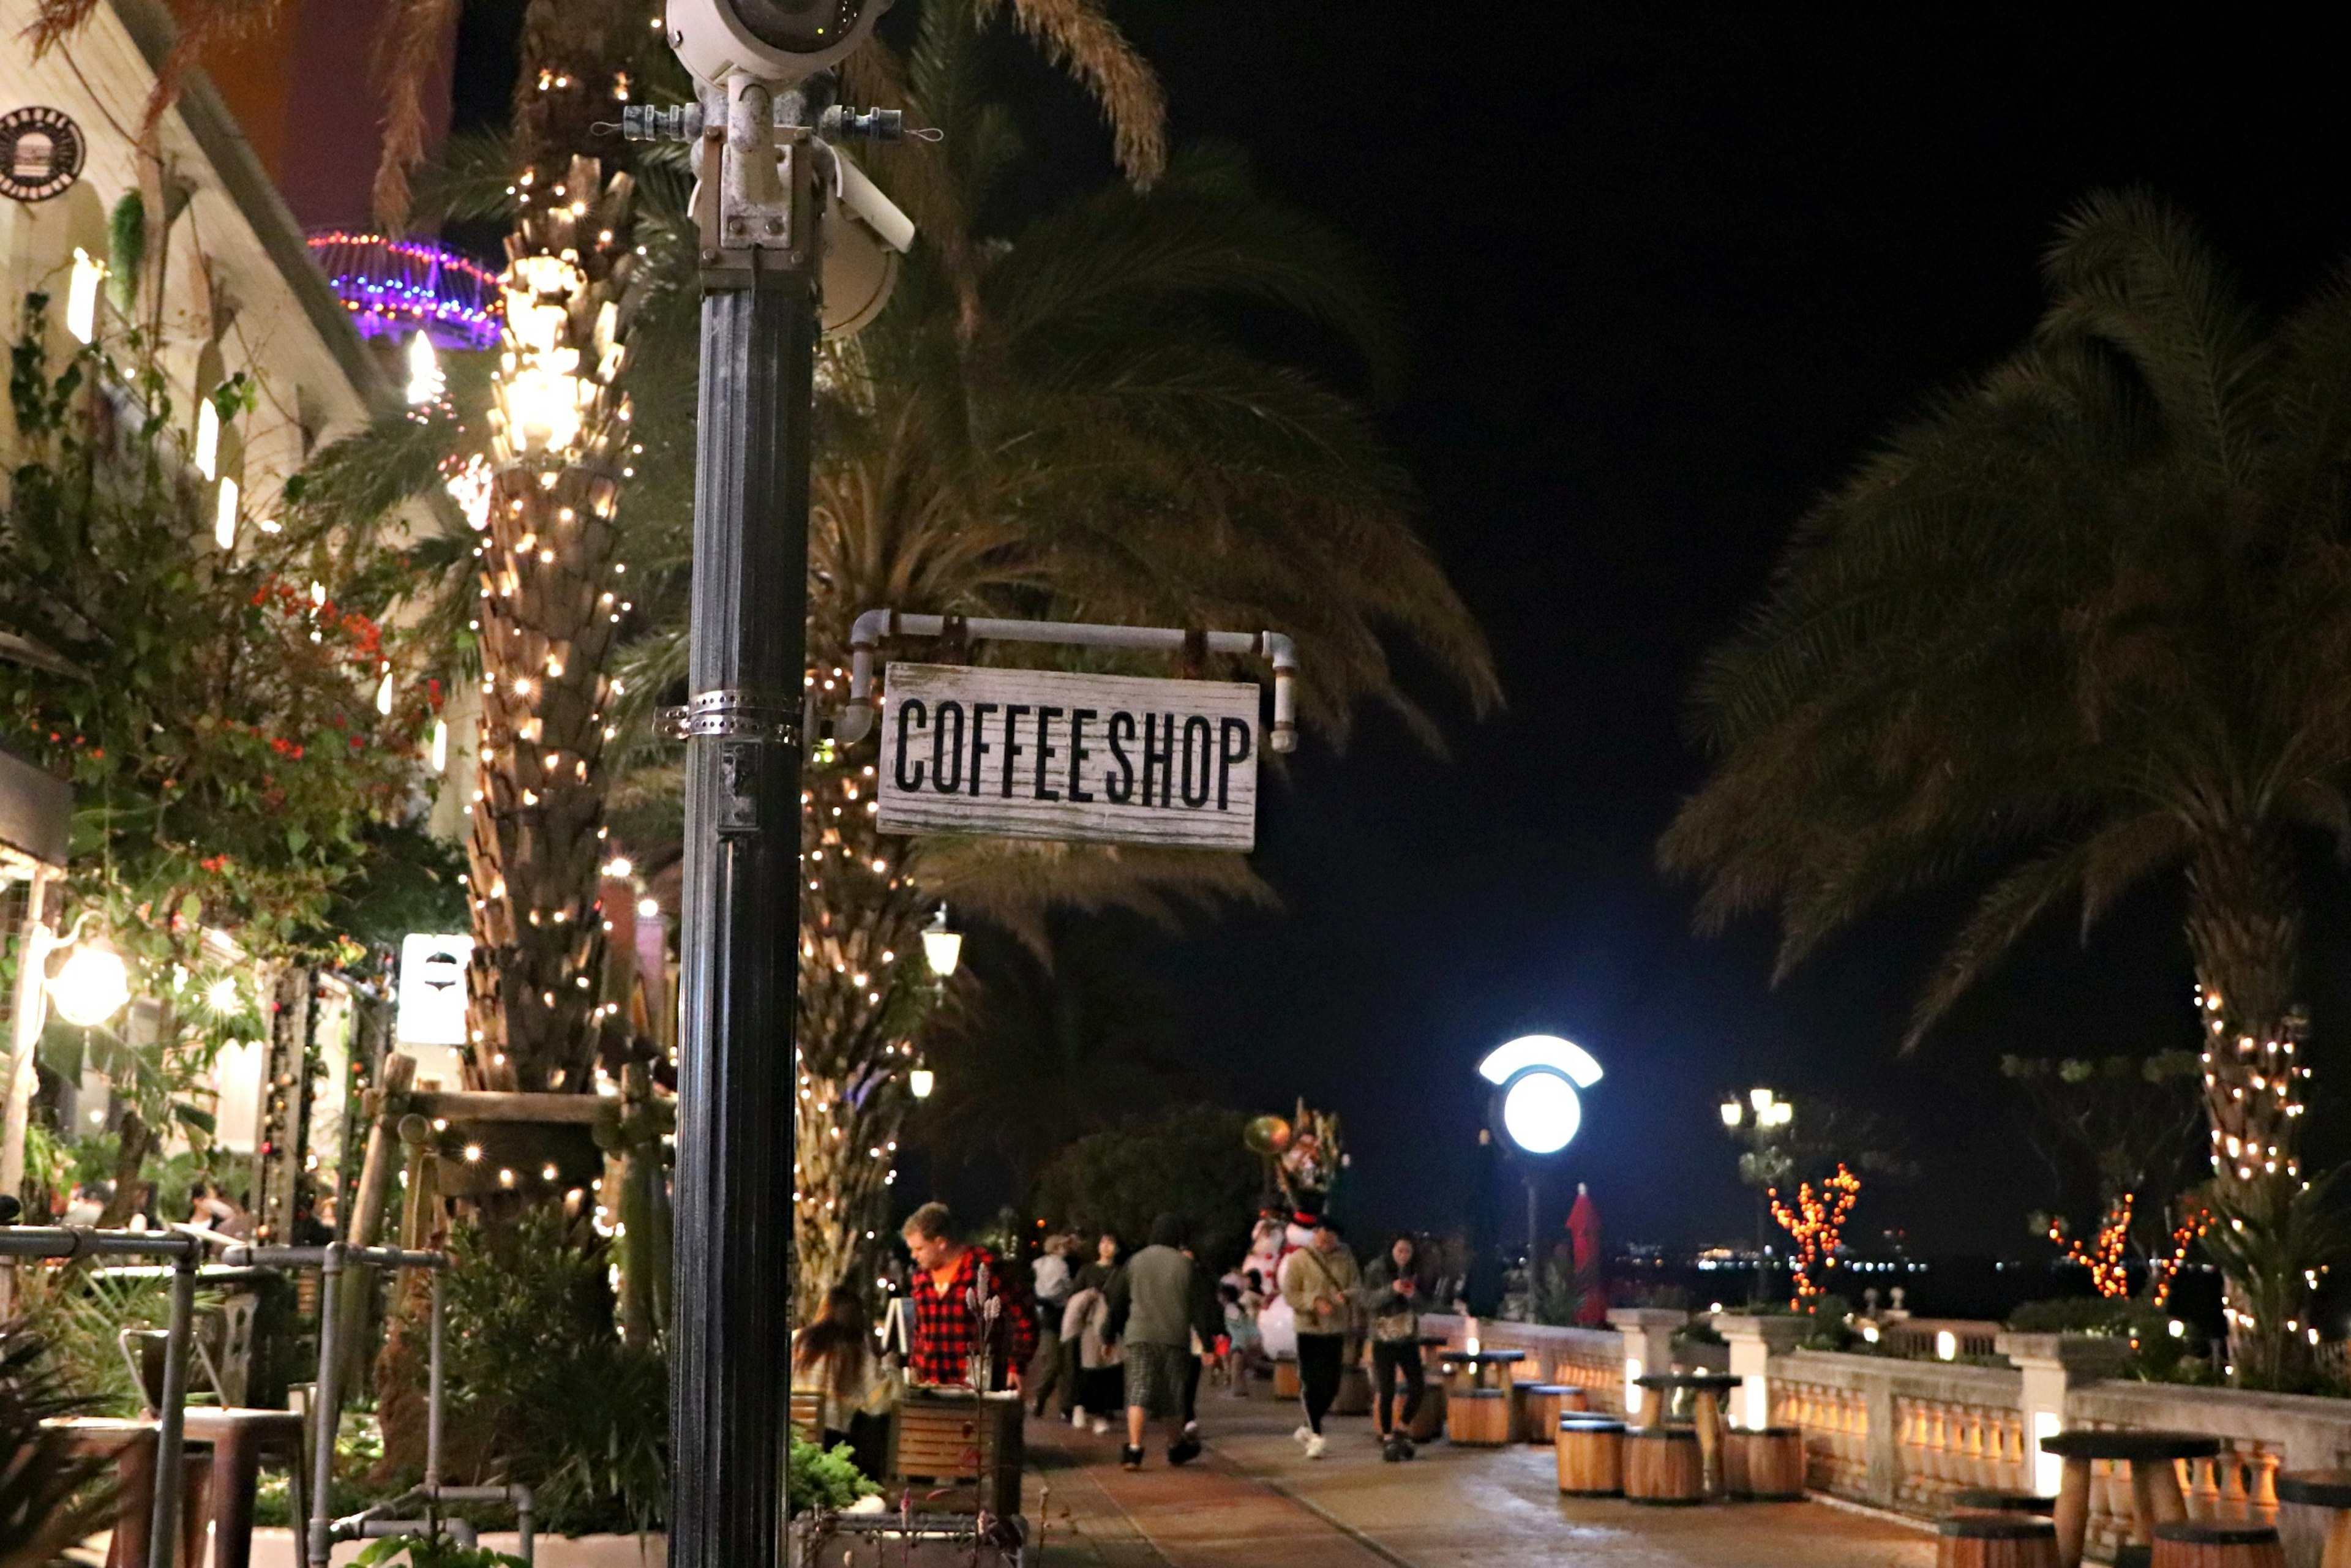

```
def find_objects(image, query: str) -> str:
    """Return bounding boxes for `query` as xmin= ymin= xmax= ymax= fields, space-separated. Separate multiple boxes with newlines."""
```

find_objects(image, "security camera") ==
xmin=668 ymin=0 xmax=891 ymax=88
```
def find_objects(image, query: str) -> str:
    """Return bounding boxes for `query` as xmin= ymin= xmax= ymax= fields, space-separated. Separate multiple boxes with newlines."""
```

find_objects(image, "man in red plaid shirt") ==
xmin=901 ymin=1202 xmax=1037 ymax=1389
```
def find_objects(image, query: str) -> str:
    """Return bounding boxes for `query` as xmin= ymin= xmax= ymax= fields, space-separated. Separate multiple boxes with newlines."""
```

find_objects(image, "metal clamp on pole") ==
xmin=835 ymin=609 xmax=1302 ymax=753
xmin=658 ymin=689 xmax=803 ymax=744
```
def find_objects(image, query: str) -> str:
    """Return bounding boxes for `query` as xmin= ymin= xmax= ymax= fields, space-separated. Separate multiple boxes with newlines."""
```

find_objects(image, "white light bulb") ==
xmin=431 ymin=719 xmax=449 ymax=772
xmin=51 ymin=943 xmax=132 ymax=1027
xmin=1500 ymin=1070 xmax=1581 ymax=1155
xmin=195 ymin=398 xmax=221 ymax=479
xmin=66 ymin=249 xmax=103 ymax=343
xmin=910 ymin=1068 xmax=935 ymax=1100
xmin=405 ymin=331 xmax=445 ymax=407
xmin=214 ymin=477 xmax=239 ymax=550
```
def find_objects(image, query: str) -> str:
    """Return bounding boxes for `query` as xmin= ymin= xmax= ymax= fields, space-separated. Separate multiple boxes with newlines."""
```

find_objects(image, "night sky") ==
xmin=441 ymin=8 xmax=2351 ymax=1273
xmin=1073 ymin=9 xmax=2351 ymax=1262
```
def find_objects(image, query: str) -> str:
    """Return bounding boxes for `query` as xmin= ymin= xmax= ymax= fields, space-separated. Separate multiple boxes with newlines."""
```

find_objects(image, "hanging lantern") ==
xmin=920 ymin=905 xmax=961 ymax=978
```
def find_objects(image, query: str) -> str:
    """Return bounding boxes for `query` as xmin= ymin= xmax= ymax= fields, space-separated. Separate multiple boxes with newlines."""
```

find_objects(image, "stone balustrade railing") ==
xmin=1768 ymin=1348 xmax=2027 ymax=1510
xmin=1411 ymin=1307 xmax=2351 ymax=1566
xmin=1877 ymin=1317 xmax=2005 ymax=1362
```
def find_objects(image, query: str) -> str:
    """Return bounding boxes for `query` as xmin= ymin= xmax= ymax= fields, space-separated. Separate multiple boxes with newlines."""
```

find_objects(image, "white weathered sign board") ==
xmin=877 ymin=662 xmax=1261 ymax=850
xmin=396 ymin=932 xmax=473 ymax=1046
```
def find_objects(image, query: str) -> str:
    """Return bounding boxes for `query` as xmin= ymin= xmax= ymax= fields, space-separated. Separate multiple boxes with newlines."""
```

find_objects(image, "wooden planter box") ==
xmin=888 ymin=1390 xmax=1024 ymax=1517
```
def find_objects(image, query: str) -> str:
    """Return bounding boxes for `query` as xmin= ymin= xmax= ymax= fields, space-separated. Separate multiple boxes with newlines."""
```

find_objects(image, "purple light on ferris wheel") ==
xmin=305 ymin=231 xmax=500 ymax=352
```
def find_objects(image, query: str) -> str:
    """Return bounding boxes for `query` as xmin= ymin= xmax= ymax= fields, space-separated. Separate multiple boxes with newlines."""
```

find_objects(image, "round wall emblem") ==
xmin=0 ymin=107 xmax=86 ymax=203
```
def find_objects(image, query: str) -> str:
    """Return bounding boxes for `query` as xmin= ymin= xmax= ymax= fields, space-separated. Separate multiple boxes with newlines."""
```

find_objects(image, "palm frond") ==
xmin=369 ymin=0 xmax=461 ymax=229
xmin=977 ymin=0 xmax=1166 ymax=187
xmin=1903 ymin=844 xmax=2095 ymax=1052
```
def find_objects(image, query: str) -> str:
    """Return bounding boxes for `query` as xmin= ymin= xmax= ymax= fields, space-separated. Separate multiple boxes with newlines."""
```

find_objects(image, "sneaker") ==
xmin=1399 ymin=1438 xmax=1416 ymax=1460
xmin=1304 ymin=1433 xmax=1327 ymax=1460
xmin=1380 ymin=1437 xmax=1401 ymax=1463
xmin=1169 ymin=1437 xmax=1202 ymax=1466
xmin=1121 ymin=1444 xmax=1144 ymax=1472
xmin=1091 ymin=1417 xmax=1110 ymax=1435
xmin=1292 ymin=1424 xmax=1314 ymax=1446
xmin=1183 ymin=1419 xmax=1201 ymax=1439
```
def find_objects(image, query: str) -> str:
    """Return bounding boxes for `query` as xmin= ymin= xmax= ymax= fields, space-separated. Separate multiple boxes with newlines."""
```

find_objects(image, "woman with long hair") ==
xmin=793 ymin=1286 xmax=890 ymax=1476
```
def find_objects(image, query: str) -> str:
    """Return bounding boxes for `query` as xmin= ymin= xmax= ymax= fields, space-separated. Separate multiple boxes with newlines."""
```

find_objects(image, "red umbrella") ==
xmin=1567 ymin=1182 xmax=1608 ymax=1326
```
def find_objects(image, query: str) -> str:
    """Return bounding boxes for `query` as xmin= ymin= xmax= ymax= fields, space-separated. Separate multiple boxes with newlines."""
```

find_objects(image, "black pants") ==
xmin=823 ymin=1412 xmax=890 ymax=1482
xmin=1371 ymin=1340 xmax=1423 ymax=1433
xmin=1296 ymin=1333 xmax=1345 ymax=1434
xmin=1183 ymin=1353 xmax=1202 ymax=1425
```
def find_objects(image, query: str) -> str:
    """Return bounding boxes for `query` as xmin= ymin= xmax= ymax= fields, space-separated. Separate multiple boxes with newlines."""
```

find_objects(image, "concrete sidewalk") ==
xmin=1029 ymin=1390 xmax=1938 ymax=1568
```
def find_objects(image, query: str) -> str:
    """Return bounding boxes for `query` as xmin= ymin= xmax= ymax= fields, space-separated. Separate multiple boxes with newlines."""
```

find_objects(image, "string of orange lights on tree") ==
xmin=1769 ymin=1163 xmax=1861 ymax=1305
xmin=2045 ymin=1193 xmax=2135 ymax=1299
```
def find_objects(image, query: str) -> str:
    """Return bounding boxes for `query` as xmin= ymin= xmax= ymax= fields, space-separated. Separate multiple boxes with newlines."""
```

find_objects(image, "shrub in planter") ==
xmin=384 ymin=1211 xmax=667 ymax=1535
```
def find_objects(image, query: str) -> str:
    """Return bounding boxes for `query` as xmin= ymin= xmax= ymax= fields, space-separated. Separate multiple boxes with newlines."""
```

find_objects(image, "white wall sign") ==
xmin=877 ymin=662 xmax=1261 ymax=850
xmin=396 ymin=932 xmax=473 ymax=1046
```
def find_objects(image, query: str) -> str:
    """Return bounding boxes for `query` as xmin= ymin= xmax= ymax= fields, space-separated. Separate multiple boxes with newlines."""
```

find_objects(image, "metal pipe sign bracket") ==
xmin=840 ymin=611 xmax=1298 ymax=852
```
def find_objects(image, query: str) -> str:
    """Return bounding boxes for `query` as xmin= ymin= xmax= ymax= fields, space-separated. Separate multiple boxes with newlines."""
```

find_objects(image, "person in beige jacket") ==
xmin=1277 ymin=1218 xmax=1362 ymax=1457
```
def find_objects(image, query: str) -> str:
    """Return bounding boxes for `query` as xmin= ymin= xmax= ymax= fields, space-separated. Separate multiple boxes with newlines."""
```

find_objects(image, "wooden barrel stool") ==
xmin=1949 ymin=1488 xmax=2055 ymax=1516
xmin=1446 ymin=1387 xmax=1511 ymax=1447
xmin=2151 ymin=1521 xmax=2284 ymax=1568
xmin=1724 ymin=1426 xmax=1805 ymax=1501
xmin=1272 ymin=1357 xmax=1300 ymax=1400
xmin=2276 ymin=1470 xmax=2351 ymax=1568
xmin=1408 ymin=1382 xmax=1447 ymax=1442
xmin=1556 ymin=1417 xmax=1624 ymax=1496
xmin=1936 ymin=1515 xmax=2059 ymax=1568
xmin=1622 ymin=1425 xmax=1703 ymax=1506
xmin=1333 ymin=1363 xmax=1372 ymax=1417
xmin=1519 ymin=1384 xmax=1578 ymax=1444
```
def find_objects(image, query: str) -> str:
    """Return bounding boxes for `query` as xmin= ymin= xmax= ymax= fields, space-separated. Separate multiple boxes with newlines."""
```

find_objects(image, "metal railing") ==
xmin=0 ymin=1227 xmax=511 ymax=1568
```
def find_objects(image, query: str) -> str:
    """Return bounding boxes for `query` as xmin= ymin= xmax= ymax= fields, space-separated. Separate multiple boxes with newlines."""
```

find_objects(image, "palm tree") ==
xmin=918 ymin=921 xmax=1200 ymax=1190
xmin=1659 ymin=190 xmax=2351 ymax=1371
xmin=609 ymin=0 xmax=1498 ymax=1308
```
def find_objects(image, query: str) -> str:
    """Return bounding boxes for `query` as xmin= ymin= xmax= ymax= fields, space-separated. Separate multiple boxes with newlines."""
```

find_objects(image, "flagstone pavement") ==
xmin=1026 ymin=1387 xmax=1938 ymax=1568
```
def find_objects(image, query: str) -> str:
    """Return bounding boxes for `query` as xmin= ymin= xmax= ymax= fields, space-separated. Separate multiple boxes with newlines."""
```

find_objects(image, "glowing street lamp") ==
xmin=920 ymin=906 xmax=962 ymax=979
xmin=50 ymin=940 xmax=130 ymax=1027
xmin=1477 ymin=1035 xmax=1604 ymax=1291
xmin=909 ymin=1066 xmax=936 ymax=1101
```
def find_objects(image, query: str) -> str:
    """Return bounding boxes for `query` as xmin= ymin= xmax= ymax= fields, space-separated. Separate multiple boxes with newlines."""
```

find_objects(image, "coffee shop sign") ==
xmin=878 ymin=663 xmax=1264 ymax=852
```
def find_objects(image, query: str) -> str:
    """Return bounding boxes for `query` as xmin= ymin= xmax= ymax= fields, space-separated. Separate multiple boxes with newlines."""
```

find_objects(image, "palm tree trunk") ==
xmin=2184 ymin=823 xmax=2308 ymax=1381
xmin=793 ymin=746 xmax=936 ymax=1315
xmin=462 ymin=0 xmax=646 ymax=1093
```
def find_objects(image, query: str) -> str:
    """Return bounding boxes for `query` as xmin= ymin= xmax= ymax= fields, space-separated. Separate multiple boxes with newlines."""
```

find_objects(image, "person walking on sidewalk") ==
xmin=1278 ymin=1216 xmax=1360 ymax=1459
xmin=1029 ymin=1233 xmax=1077 ymax=1416
xmin=1105 ymin=1213 xmax=1205 ymax=1471
xmin=1360 ymin=1233 xmax=1430 ymax=1460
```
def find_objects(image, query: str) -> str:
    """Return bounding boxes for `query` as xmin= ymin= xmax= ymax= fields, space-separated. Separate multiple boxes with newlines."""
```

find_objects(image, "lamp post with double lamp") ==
xmin=1719 ymin=1088 xmax=1794 ymax=1305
